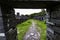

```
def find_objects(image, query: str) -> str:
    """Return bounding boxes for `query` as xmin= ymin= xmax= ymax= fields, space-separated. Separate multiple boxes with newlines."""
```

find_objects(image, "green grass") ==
xmin=34 ymin=20 xmax=47 ymax=40
xmin=16 ymin=19 xmax=32 ymax=40
xmin=16 ymin=19 xmax=46 ymax=40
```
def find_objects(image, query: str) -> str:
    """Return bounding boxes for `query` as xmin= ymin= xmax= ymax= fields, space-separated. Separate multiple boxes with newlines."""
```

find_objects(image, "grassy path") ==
xmin=16 ymin=19 xmax=46 ymax=40
xmin=23 ymin=20 xmax=40 ymax=40
xmin=34 ymin=20 xmax=46 ymax=40
xmin=16 ymin=19 xmax=32 ymax=40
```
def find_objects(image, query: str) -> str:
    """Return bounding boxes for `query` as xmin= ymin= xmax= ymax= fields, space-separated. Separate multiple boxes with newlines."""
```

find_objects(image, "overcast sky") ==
xmin=14 ymin=9 xmax=42 ymax=16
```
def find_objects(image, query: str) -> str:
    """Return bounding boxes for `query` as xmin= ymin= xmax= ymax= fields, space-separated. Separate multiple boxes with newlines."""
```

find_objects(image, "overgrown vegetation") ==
xmin=29 ymin=9 xmax=46 ymax=19
xmin=35 ymin=20 xmax=46 ymax=40
xmin=16 ymin=19 xmax=46 ymax=40
xmin=16 ymin=19 xmax=32 ymax=40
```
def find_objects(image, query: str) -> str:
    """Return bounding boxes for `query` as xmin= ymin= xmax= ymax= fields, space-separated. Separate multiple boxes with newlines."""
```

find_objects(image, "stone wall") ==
xmin=1 ymin=5 xmax=17 ymax=40
xmin=0 ymin=6 xmax=6 ymax=40
xmin=46 ymin=5 xmax=60 ymax=40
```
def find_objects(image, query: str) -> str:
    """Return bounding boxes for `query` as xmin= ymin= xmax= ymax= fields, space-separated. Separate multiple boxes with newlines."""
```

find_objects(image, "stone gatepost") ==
xmin=0 ymin=4 xmax=17 ymax=40
xmin=0 ymin=5 xmax=6 ymax=40
xmin=46 ymin=5 xmax=60 ymax=40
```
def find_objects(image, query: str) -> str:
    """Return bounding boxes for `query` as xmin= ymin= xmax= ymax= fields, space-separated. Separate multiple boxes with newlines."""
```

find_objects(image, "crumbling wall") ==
xmin=46 ymin=5 xmax=60 ymax=40
xmin=1 ymin=5 xmax=17 ymax=40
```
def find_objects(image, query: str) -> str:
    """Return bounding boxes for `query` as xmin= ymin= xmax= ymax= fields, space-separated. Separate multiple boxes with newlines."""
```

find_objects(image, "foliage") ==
xmin=16 ymin=19 xmax=32 ymax=40
xmin=16 ymin=19 xmax=46 ymax=40
xmin=34 ymin=19 xmax=46 ymax=40
xmin=29 ymin=9 xmax=46 ymax=19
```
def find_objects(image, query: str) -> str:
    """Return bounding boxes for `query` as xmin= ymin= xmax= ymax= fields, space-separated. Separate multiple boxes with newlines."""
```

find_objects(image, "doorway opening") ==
xmin=14 ymin=8 xmax=47 ymax=40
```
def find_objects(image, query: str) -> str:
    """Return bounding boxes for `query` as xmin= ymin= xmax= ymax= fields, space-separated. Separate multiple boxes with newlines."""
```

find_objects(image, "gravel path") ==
xmin=23 ymin=20 xmax=40 ymax=40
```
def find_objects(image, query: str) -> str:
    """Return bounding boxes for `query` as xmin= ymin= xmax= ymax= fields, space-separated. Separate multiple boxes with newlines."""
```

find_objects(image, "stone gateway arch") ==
xmin=0 ymin=0 xmax=60 ymax=40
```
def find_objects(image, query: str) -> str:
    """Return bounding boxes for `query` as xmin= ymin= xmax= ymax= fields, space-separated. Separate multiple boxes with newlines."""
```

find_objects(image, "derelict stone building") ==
xmin=0 ymin=0 xmax=60 ymax=40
